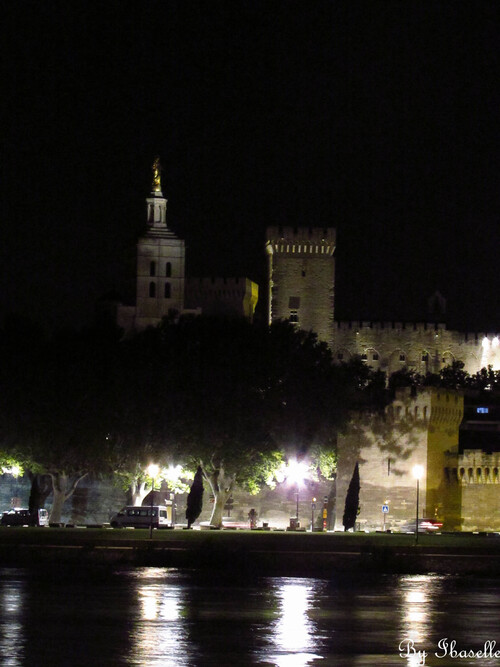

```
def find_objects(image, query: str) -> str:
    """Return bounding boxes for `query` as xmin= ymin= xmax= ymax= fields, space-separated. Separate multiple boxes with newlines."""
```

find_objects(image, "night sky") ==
xmin=2 ymin=1 xmax=500 ymax=332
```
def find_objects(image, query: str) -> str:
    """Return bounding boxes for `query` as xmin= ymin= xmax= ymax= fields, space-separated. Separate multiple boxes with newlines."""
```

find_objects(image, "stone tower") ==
xmin=265 ymin=226 xmax=336 ymax=346
xmin=134 ymin=157 xmax=186 ymax=329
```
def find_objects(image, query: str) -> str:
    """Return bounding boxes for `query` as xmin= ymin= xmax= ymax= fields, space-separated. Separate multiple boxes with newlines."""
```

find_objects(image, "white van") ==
xmin=110 ymin=504 xmax=172 ymax=529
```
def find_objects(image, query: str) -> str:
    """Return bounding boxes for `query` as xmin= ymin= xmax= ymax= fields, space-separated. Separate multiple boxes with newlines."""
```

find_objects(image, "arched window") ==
xmin=149 ymin=282 xmax=156 ymax=298
xmin=164 ymin=282 xmax=171 ymax=299
xmin=150 ymin=261 xmax=156 ymax=277
xmin=166 ymin=262 xmax=172 ymax=277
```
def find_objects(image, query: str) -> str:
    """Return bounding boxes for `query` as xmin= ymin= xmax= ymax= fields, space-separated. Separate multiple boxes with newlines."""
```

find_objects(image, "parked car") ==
xmin=0 ymin=508 xmax=49 ymax=527
xmin=110 ymin=505 xmax=172 ymax=529
xmin=401 ymin=518 xmax=443 ymax=533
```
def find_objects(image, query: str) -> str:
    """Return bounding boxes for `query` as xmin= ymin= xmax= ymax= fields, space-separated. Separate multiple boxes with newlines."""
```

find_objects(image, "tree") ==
xmin=470 ymin=365 xmax=500 ymax=392
xmin=186 ymin=466 xmax=204 ymax=528
xmin=157 ymin=316 xmax=356 ymax=527
xmin=0 ymin=325 xmax=120 ymax=522
xmin=343 ymin=462 xmax=360 ymax=531
xmin=104 ymin=326 xmax=184 ymax=505
xmin=309 ymin=441 xmax=337 ymax=529
xmin=439 ymin=360 xmax=470 ymax=389
xmin=388 ymin=367 xmax=423 ymax=395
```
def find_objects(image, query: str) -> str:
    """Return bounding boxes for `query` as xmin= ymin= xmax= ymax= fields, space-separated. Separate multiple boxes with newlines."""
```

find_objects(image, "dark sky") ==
xmin=2 ymin=1 xmax=500 ymax=332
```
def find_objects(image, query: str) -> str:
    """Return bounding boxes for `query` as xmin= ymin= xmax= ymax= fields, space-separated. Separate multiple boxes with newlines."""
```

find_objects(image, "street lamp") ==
xmin=285 ymin=459 xmax=308 ymax=527
xmin=412 ymin=464 xmax=424 ymax=545
xmin=147 ymin=463 xmax=160 ymax=539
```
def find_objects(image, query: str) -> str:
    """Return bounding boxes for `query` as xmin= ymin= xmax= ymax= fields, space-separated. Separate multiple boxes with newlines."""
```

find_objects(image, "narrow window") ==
xmin=289 ymin=310 xmax=299 ymax=323
xmin=150 ymin=261 xmax=156 ymax=277
xmin=361 ymin=353 xmax=367 ymax=361
xmin=149 ymin=282 xmax=156 ymax=298
xmin=372 ymin=353 xmax=379 ymax=361
xmin=166 ymin=262 xmax=172 ymax=277
xmin=399 ymin=354 xmax=406 ymax=362
xmin=164 ymin=282 xmax=171 ymax=299
xmin=422 ymin=354 xmax=428 ymax=362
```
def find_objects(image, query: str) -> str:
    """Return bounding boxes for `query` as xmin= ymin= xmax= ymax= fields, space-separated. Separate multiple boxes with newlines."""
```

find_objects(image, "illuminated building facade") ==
xmin=185 ymin=277 xmax=258 ymax=321
xmin=267 ymin=226 xmax=500 ymax=530
xmin=117 ymin=160 xmax=258 ymax=332
xmin=266 ymin=226 xmax=500 ymax=376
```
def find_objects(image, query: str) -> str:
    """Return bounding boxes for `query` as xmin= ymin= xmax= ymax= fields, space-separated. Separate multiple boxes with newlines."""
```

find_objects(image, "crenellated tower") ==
xmin=265 ymin=226 xmax=336 ymax=345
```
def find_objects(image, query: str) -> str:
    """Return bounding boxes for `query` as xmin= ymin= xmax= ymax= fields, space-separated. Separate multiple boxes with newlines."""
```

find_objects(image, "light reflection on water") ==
xmin=128 ymin=568 xmax=188 ymax=666
xmin=0 ymin=573 xmax=25 ymax=667
xmin=269 ymin=580 xmax=323 ymax=666
xmin=0 ymin=568 xmax=499 ymax=666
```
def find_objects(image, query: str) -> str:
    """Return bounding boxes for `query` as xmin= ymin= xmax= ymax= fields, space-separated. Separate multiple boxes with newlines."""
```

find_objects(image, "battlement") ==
xmin=456 ymin=449 xmax=500 ymax=484
xmin=266 ymin=226 xmax=335 ymax=253
xmin=335 ymin=321 xmax=500 ymax=344
xmin=185 ymin=277 xmax=258 ymax=321
xmin=186 ymin=277 xmax=251 ymax=293
xmin=335 ymin=320 xmax=447 ymax=332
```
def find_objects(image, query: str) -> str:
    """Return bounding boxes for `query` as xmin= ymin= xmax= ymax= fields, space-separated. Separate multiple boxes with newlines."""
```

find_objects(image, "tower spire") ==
xmin=152 ymin=156 xmax=162 ymax=195
xmin=146 ymin=156 xmax=168 ymax=229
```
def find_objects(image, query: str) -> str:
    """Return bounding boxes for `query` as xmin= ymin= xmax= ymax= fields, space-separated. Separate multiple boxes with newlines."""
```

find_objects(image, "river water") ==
xmin=0 ymin=567 xmax=499 ymax=666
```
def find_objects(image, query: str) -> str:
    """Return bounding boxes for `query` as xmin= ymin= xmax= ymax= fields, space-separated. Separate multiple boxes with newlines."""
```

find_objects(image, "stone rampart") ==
xmin=333 ymin=322 xmax=500 ymax=375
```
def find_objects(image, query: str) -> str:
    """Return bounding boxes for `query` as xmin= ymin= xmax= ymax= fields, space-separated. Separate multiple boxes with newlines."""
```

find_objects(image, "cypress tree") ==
xmin=186 ymin=466 xmax=204 ymax=528
xmin=342 ymin=462 xmax=360 ymax=531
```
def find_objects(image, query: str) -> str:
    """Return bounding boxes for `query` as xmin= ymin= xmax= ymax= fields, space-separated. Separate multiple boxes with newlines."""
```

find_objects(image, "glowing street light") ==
xmin=285 ymin=459 xmax=308 ymax=525
xmin=147 ymin=463 xmax=160 ymax=539
xmin=412 ymin=464 xmax=424 ymax=545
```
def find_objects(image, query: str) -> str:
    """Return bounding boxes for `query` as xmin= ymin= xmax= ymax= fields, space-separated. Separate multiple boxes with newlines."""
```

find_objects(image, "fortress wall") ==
xmin=455 ymin=450 xmax=500 ymax=530
xmin=335 ymin=389 xmax=431 ymax=531
xmin=335 ymin=388 xmax=464 ymax=532
xmin=460 ymin=451 xmax=500 ymax=530
xmin=332 ymin=323 xmax=498 ymax=375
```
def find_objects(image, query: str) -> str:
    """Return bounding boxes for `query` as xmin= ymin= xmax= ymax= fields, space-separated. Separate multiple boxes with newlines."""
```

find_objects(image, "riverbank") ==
xmin=1 ymin=527 xmax=499 ymax=576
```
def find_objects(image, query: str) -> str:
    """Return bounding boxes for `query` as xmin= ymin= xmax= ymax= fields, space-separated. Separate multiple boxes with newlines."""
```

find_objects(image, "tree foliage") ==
xmin=154 ymin=316 xmax=366 ymax=526
xmin=0 ymin=322 xmax=120 ymax=520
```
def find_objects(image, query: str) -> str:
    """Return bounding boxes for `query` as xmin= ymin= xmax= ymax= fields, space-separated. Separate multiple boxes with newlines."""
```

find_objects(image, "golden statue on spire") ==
xmin=152 ymin=156 xmax=162 ymax=193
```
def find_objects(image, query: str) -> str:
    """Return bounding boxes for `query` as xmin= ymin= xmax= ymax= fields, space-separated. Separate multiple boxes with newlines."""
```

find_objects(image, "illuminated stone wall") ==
xmin=334 ymin=388 xmax=464 ymax=531
xmin=265 ymin=227 xmax=336 ymax=345
xmin=425 ymin=390 xmax=463 ymax=530
xmin=333 ymin=321 xmax=500 ymax=376
xmin=454 ymin=449 xmax=500 ymax=531
xmin=135 ymin=233 xmax=186 ymax=328
xmin=185 ymin=277 xmax=259 ymax=321
xmin=264 ymin=226 xmax=499 ymax=375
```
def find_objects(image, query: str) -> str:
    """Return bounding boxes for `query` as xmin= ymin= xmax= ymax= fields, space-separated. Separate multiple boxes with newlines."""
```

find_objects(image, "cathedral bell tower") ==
xmin=134 ymin=157 xmax=186 ymax=329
